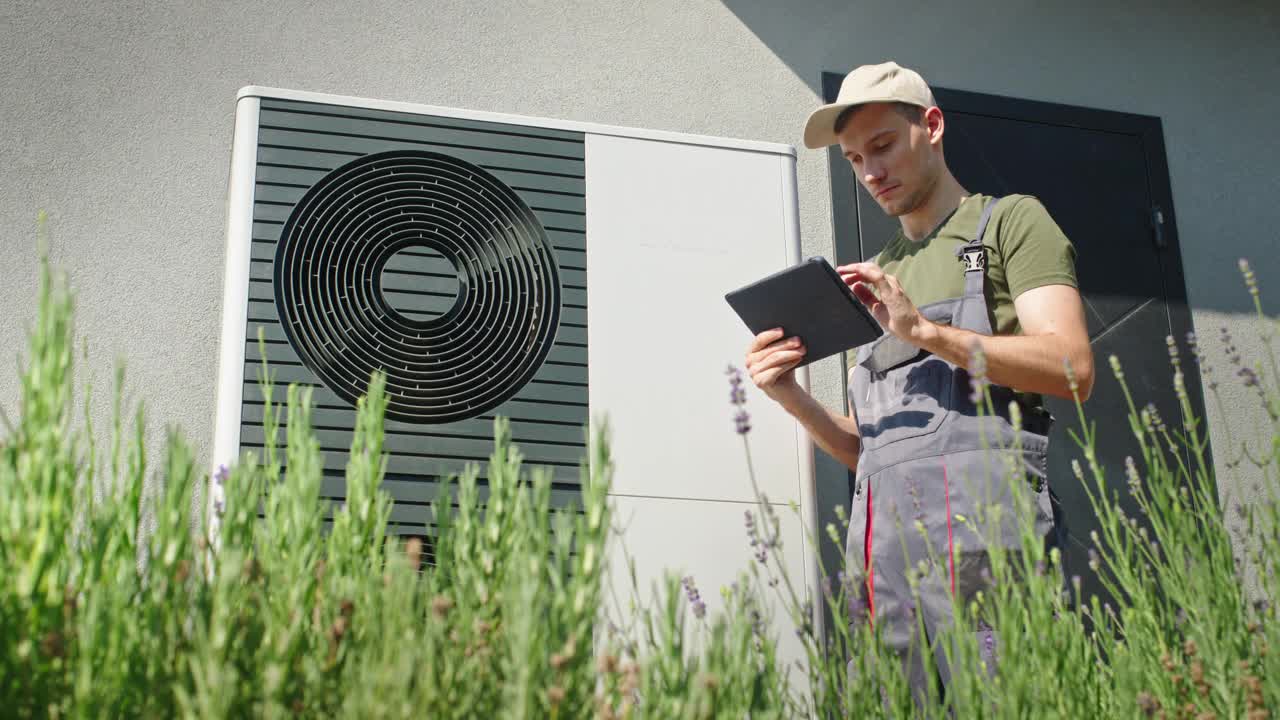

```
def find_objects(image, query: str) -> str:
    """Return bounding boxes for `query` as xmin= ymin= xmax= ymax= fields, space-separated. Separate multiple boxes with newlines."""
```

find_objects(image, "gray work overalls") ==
xmin=844 ymin=198 xmax=1060 ymax=700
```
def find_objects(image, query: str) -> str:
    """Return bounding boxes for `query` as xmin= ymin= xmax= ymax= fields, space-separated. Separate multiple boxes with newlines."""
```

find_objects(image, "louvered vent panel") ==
xmin=242 ymin=98 xmax=588 ymax=538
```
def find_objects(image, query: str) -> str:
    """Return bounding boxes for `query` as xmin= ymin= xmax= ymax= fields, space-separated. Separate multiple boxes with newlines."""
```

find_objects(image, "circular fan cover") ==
xmin=274 ymin=149 xmax=562 ymax=424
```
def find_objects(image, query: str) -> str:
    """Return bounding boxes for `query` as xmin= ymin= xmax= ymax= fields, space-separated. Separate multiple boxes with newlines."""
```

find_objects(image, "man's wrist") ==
xmin=910 ymin=316 xmax=943 ymax=352
xmin=770 ymin=380 xmax=808 ymax=409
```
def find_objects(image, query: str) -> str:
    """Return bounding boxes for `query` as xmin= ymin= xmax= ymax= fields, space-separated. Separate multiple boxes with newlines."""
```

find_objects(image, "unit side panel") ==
xmin=584 ymin=134 xmax=802 ymax=503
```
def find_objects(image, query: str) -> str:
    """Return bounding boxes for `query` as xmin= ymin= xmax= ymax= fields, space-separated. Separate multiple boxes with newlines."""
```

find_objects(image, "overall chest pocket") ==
xmin=850 ymin=347 xmax=954 ymax=451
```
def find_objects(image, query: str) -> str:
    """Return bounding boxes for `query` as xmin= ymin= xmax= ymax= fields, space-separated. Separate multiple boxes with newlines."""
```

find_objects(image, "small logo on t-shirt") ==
xmin=960 ymin=248 xmax=986 ymax=272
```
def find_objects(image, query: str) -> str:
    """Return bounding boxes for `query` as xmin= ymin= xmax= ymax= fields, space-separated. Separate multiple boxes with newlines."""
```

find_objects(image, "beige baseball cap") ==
xmin=802 ymin=61 xmax=937 ymax=149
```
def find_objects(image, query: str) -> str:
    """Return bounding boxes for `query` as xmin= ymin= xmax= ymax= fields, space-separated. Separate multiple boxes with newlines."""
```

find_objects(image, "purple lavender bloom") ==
xmin=212 ymin=464 xmax=229 ymax=517
xmin=1124 ymin=456 xmax=1141 ymax=496
xmin=681 ymin=575 xmax=707 ymax=619
xmin=726 ymin=366 xmax=752 ymax=433
xmin=726 ymin=365 xmax=746 ymax=405
xmin=1239 ymin=366 xmax=1260 ymax=387
xmin=745 ymin=511 xmax=768 ymax=563
xmin=1221 ymin=326 xmax=1242 ymax=367
xmin=846 ymin=595 xmax=870 ymax=624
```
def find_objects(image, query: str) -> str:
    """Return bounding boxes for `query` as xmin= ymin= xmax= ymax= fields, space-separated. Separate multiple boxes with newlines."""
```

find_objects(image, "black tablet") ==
xmin=724 ymin=257 xmax=883 ymax=367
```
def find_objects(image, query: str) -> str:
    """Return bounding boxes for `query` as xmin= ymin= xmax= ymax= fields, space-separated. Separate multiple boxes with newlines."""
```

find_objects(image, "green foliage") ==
xmin=1 ymin=241 xmax=1277 ymax=719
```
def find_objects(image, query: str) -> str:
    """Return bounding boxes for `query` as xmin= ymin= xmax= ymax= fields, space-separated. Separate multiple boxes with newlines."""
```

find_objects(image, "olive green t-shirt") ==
xmin=849 ymin=193 xmax=1077 ymax=400
xmin=874 ymin=193 xmax=1077 ymax=336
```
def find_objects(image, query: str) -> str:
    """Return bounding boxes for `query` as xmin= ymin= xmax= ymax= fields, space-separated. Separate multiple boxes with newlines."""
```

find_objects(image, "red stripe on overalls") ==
xmin=864 ymin=481 xmax=875 ymax=619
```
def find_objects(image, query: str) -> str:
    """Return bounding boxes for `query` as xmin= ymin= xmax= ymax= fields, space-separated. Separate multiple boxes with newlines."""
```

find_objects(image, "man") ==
xmin=744 ymin=62 xmax=1095 ymax=698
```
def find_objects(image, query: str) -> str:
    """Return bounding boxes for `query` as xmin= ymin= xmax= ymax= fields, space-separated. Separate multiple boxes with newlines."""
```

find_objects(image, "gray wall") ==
xmin=1 ymin=0 xmax=1276 ymax=552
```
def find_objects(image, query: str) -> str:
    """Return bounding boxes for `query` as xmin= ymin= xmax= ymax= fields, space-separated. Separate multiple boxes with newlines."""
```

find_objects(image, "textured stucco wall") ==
xmin=1 ymin=0 xmax=1277 ymax=568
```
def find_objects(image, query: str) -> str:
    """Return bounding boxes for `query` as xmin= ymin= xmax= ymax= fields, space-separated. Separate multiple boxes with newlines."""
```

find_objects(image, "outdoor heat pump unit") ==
xmin=211 ymin=86 xmax=819 ymax=653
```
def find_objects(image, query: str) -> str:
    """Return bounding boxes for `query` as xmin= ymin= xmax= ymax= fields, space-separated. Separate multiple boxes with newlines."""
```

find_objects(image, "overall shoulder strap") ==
xmin=974 ymin=197 xmax=1000 ymax=245
xmin=951 ymin=197 xmax=1001 ymax=334
xmin=955 ymin=197 xmax=1001 ymax=271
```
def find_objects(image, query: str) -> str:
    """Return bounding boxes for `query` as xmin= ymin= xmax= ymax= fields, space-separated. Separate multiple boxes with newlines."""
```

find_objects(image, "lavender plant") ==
xmin=2 ymin=230 xmax=1278 ymax=719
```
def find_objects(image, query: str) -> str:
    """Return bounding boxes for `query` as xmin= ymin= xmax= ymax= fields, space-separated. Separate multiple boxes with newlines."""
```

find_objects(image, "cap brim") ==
xmin=802 ymin=95 xmax=933 ymax=149
xmin=802 ymin=103 xmax=854 ymax=149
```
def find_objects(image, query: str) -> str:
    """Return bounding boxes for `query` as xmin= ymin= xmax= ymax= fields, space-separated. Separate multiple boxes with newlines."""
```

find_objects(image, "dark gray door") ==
xmin=820 ymin=75 xmax=1211 ymax=612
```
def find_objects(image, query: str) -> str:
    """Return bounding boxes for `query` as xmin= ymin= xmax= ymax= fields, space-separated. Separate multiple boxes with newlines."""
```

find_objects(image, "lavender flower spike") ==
xmin=1239 ymin=258 xmax=1259 ymax=298
xmin=681 ymin=575 xmax=707 ymax=619
xmin=1124 ymin=456 xmax=1141 ymax=496
xmin=745 ymin=511 xmax=768 ymax=563
xmin=968 ymin=339 xmax=988 ymax=404
xmin=726 ymin=365 xmax=752 ymax=434
xmin=726 ymin=364 xmax=747 ymax=405
xmin=1164 ymin=335 xmax=1181 ymax=371
xmin=212 ymin=464 xmax=229 ymax=517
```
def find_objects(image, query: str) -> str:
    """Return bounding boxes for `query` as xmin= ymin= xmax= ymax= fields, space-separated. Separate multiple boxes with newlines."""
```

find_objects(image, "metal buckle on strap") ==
xmin=955 ymin=242 xmax=986 ymax=273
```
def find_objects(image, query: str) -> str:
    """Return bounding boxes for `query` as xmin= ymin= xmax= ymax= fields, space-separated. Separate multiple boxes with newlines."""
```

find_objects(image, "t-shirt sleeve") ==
xmin=997 ymin=196 xmax=1078 ymax=299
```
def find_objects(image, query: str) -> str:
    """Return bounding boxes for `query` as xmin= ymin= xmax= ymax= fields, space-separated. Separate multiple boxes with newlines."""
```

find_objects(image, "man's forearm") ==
xmin=916 ymin=322 xmax=1094 ymax=400
xmin=775 ymin=387 xmax=862 ymax=472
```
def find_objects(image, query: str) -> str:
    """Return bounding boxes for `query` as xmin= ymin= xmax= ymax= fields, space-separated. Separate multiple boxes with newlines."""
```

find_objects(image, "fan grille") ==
xmin=274 ymin=149 xmax=562 ymax=424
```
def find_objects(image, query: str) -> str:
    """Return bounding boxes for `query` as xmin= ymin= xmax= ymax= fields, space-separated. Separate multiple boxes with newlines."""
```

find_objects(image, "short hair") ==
xmin=834 ymin=102 xmax=926 ymax=135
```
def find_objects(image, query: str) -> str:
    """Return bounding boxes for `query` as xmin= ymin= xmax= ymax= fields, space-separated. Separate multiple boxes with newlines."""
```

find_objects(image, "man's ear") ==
xmin=925 ymin=107 xmax=945 ymax=147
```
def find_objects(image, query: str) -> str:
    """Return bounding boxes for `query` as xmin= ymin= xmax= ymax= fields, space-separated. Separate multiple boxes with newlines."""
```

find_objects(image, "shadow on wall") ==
xmin=718 ymin=0 xmax=1280 ymax=318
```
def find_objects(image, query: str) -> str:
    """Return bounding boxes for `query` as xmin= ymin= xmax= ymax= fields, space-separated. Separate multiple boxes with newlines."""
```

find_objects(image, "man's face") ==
xmin=837 ymin=103 xmax=942 ymax=217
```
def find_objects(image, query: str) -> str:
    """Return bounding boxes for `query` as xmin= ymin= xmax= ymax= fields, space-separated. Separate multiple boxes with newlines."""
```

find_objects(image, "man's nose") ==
xmin=862 ymin=160 xmax=887 ymax=185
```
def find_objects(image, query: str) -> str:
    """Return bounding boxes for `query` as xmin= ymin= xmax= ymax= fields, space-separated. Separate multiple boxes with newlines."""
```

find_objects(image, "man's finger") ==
xmin=755 ymin=357 xmax=803 ymax=387
xmin=748 ymin=327 xmax=786 ymax=353
xmin=836 ymin=261 xmax=886 ymax=289
xmin=750 ymin=347 xmax=805 ymax=377
xmin=851 ymin=281 xmax=879 ymax=309
xmin=747 ymin=336 xmax=803 ymax=368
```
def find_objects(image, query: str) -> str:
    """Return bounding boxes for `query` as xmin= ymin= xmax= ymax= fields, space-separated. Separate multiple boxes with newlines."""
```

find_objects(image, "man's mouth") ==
xmin=875 ymin=184 xmax=899 ymax=199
